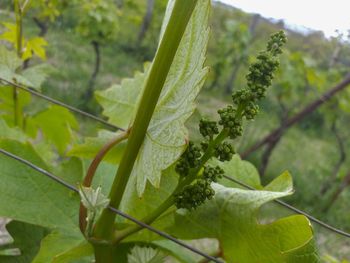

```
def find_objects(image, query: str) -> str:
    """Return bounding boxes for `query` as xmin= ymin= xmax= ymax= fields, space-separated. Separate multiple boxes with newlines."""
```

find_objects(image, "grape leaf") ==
xmin=22 ymin=37 xmax=48 ymax=61
xmin=28 ymin=105 xmax=79 ymax=154
xmin=32 ymin=231 xmax=91 ymax=263
xmin=0 ymin=221 xmax=47 ymax=263
xmin=0 ymin=46 xmax=21 ymax=71
xmin=0 ymin=139 xmax=80 ymax=232
xmin=95 ymin=64 xmax=150 ymax=129
xmin=68 ymin=129 xmax=127 ymax=163
xmin=21 ymin=64 xmax=52 ymax=88
xmin=152 ymin=240 xmax=197 ymax=263
xmin=96 ymin=0 xmax=210 ymax=195
xmin=0 ymin=119 xmax=27 ymax=142
xmin=0 ymin=46 xmax=48 ymax=90
xmin=212 ymin=154 xmax=262 ymax=189
xmin=169 ymin=172 xmax=320 ymax=262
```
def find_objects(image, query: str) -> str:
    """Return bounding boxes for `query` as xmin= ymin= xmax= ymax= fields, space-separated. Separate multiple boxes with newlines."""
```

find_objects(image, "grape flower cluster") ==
xmin=174 ymin=31 xmax=286 ymax=210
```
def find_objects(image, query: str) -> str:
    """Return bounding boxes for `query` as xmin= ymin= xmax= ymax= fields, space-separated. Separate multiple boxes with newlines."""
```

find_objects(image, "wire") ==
xmin=0 ymin=78 xmax=124 ymax=131
xmin=223 ymin=175 xmax=350 ymax=238
xmin=0 ymin=148 xmax=222 ymax=263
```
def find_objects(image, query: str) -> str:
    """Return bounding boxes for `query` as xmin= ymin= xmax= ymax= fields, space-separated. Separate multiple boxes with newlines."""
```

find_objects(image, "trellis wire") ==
xmin=0 ymin=78 xmax=124 ymax=131
xmin=0 ymin=148 xmax=222 ymax=263
xmin=1 ymin=78 xmax=350 ymax=239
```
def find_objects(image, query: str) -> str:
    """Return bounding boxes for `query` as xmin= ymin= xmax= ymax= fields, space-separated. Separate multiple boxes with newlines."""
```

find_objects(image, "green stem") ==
xmin=94 ymin=244 xmax=114 ymax=263
xmin=92 ymin=0 xmax=198 ymax=244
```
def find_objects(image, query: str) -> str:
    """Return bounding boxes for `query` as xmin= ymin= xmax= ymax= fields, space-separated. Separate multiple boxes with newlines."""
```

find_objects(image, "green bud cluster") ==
xmin=174 ymin=31 xmax=286 ymax=211
xmin=246 ymin=53 xmax=279 ymax=99
xmin=243 ymin=102 xmax=259 ymax=120
xmin=214 ymin=142 xmax=235 ymax=161
xmin=203 ymin=165 xmax=224 ymax=182
xmin=199 ymin=118 xmax=219 ymax=138
xmin=267 ymin=30 xmax=287 ymax=56
xmin=175 ymin=142 xmax=202 ymax=176
xmin=218 ymin=106 xmax=243 ymax=139
xmin=175 ymin=179 xmax=215 ymax=210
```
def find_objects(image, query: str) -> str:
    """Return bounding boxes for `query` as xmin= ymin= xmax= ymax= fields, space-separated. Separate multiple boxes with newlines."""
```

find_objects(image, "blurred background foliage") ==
xmin=0 ymin=0 xmax=349 ymax=261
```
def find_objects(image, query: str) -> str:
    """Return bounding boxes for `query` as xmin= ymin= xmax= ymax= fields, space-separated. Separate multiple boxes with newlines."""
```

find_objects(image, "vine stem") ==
xmin=91 ymin=1 xmax=198 ymax=261
xmin=79 ymin=131 xmax=130 ymax=234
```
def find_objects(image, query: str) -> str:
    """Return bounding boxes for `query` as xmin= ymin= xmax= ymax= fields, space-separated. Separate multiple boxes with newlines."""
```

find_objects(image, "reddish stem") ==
xmin=79 ymin=130 xmax=130 ymax=234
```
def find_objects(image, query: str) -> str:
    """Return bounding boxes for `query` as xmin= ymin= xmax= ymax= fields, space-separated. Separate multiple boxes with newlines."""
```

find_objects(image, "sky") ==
xmin=217 ymin=0 xmax=349 ymax=38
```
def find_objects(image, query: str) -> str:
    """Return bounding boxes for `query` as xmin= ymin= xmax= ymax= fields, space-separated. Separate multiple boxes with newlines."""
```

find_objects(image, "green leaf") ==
xmin=0 ymin=46 xmax=41 ymax=87
xmin=52 ymin=242 xmax=93 ymax=263
xmin=0 ymin=23 xmax=17 ymax=46
xmin=127 ymin=246 xmax=166 ymax=263
xmin=32 ymin=231 xmax=91 ymax=263
xmin=0 ymin=46 xmax=21 ymax=71
xmin=95 ymin=64 xmax=151 ymax=129
xmin=96 ymin=0 xmax=210 ymax=195
xmin=22 ymin=64 xmax=51 ymax=89
xmin=169 ymin=172 xmax=319 ymax=262
xmin=0 ymin=119 xmax=27 ymax=142
xmin=68 ymin=129 xmax=126 ymax=163
xmin=28 ymin=105 xmax=79 ymax=154
xmin=0 ymin=221 xmax=47 ymax=263
xmin=0 ymin=139 xmax=80 ymax=232
xmin=152 ymin=240 xmax=196 ymax=263
xmin=23 ymin=37 xmax=48 ymax=61
xmin=212 ymin=154 xmax=262 ymax=189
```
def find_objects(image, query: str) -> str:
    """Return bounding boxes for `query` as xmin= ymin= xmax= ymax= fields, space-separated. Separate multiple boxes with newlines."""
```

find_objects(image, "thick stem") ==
xmin=94 ymin=244 xmax=114 ymax=263
xmin=79 ymin=131 xmax=129 ymax=234
xmin=241 ymin=73 xmax=350 ymax=158
xmin=33 ymin=17 xmax=49 ymax=37
xmin=92 ymin=0 xmax=198 ymax=245
xmin=84 ymin=41 xmax=101 ymax=103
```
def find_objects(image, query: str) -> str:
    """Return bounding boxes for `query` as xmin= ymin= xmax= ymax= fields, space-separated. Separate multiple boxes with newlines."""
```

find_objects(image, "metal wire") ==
xmin=0 ymin=148 xmax=222 ymax=263
xmin=0 ymin=78 xmax=124 ymax=131
xmin=223 ymin=175 xmax=350 ymax=238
